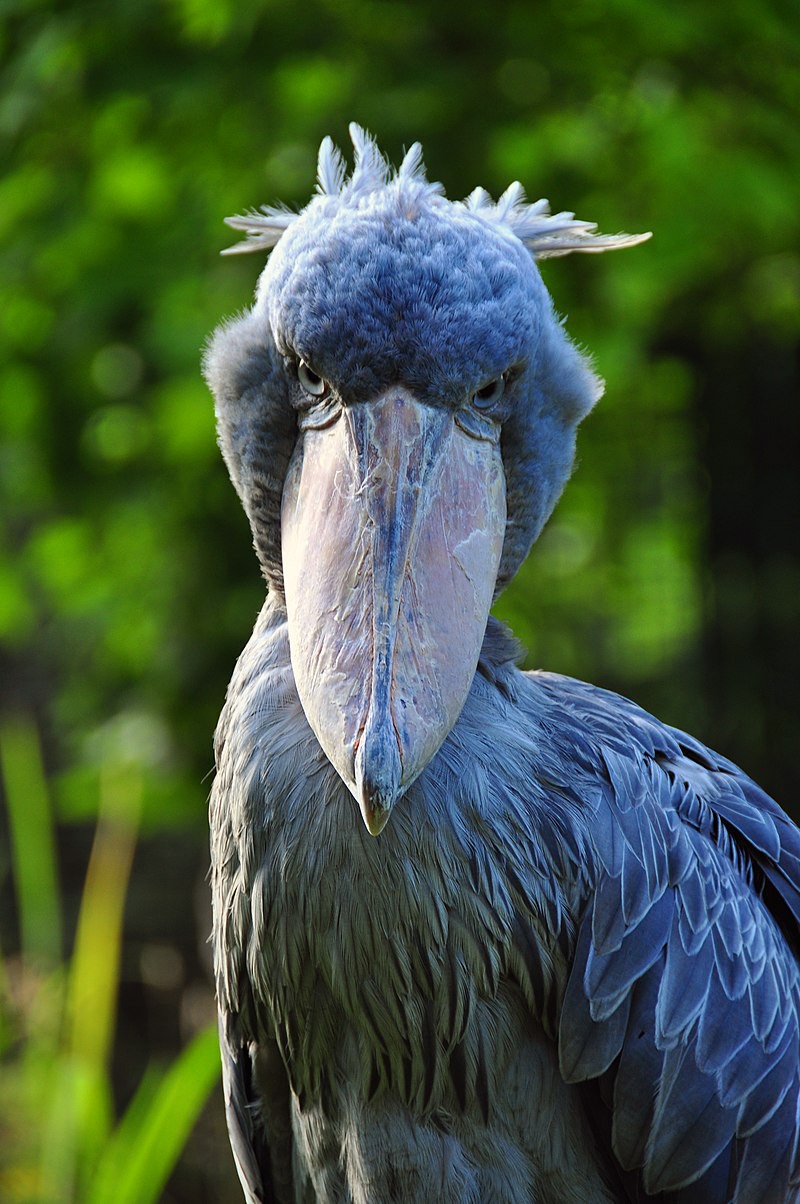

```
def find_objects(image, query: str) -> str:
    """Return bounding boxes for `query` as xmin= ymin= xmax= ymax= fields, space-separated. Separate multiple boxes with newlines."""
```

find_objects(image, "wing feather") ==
xmin=543 ymin=673 xmax=800 ymax=1202
xmin=735 ymin=1081 xmax=800 ymax=1200
xmin=655 ymin=919 xmax=712 ymax=1044
xmin=219 ymin=1017 xmax=270 ymax=1204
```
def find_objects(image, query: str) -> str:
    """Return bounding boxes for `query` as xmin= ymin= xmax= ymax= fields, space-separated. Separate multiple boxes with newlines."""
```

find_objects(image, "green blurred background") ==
xmin=1 ymin=0 xmax=798 ymax=1199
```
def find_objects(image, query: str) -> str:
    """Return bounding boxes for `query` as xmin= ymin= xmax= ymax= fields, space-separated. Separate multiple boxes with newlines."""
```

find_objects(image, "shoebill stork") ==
xmin=204 ymin=126 xmax=800 ymax=1203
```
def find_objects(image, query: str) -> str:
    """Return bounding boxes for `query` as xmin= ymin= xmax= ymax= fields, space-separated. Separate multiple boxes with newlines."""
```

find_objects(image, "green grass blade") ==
xmin=0 ymin=718 xmax=61 ymax=966
xmin=39 ymin=1058 xmax=114 ymax=1204
xmin=65 ymin=762 xmax=140 ymax=1075
xmin=39 ymin=762 xmax=140 ymax=1200
xmin=86 ymin=1022 xmax=221 ymax=1204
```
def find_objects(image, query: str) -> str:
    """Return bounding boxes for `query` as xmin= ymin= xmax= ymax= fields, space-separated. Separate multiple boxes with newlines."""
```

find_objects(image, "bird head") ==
xmin=205 ymin=125 xmax=649 ymax=835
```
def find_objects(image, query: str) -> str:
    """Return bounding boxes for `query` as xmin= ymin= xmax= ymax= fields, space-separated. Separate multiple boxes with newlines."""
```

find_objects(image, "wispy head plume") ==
xmin=221 ymin=126 xmax=651 ymax=258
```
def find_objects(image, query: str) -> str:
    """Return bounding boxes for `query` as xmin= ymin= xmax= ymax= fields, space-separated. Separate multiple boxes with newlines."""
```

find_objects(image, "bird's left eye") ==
xmin=297 ymin=360 xmax=328 ymax=397
xmin=473 ymin=375 xmax=505 ymax=409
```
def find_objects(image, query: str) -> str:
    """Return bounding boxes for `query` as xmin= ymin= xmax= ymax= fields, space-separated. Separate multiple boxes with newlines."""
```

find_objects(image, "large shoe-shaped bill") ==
xmin=281 ymin=388 xmax=506 ymax=835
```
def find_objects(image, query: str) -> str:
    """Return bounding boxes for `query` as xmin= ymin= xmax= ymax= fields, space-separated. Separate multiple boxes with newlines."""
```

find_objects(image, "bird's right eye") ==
xmin=297 ymin=360 xmax=328 ymax=397
xmin=473 ymin=375 xmax=506 ymax=410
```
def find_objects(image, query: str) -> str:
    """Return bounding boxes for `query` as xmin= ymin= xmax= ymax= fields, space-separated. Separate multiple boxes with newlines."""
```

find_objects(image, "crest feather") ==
xmin=462 ymin=189 xmax=650 ymax=258
xmin=494 ymin=181 xmax=527 ymax=221
xmin=347 ymin=122 xmax=390 ymax=195
xmin=220 ymin=128 xmax=651 ymax=259
xmin=220 ymin=208 xmax=298 ymax=256
xmin=464 ymin=186 xmax=494 ymax=212
xmin=316 ymin=135 xmax=347 ymax=197
xmin=398 ymin=141 xmax=425 ymax=180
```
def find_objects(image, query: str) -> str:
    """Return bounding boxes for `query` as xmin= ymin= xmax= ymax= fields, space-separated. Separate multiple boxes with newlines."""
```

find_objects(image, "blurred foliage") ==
xmin=1 ymin=0 xmax=798 ymax=1198
xmin=0 ymin=721 xmax=220 ymax=1203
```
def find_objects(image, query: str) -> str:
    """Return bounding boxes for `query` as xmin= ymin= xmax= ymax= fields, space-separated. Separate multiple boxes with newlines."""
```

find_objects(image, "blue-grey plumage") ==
xmin=205 ymin=126 xmax=800 ymax=1202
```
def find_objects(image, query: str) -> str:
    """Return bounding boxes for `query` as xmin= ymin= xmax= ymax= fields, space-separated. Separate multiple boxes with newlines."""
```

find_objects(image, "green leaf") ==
xmin=85 ymin=1024 xmax=221 ymax=1204
xmin=0 ymin=719 xmax=61 ymax=966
